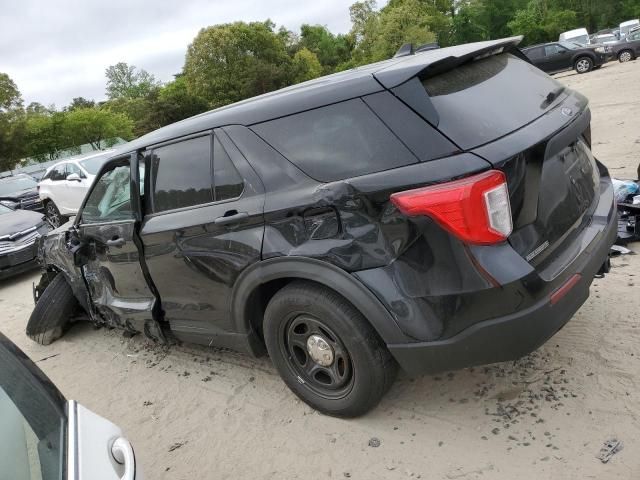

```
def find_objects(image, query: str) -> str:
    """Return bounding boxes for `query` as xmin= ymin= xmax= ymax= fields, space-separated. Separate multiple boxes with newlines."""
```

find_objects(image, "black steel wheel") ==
xmin=264 ymin=280 xmax=397 ymax=417
xmin=280 ymin=314 xmax=354 ymax=400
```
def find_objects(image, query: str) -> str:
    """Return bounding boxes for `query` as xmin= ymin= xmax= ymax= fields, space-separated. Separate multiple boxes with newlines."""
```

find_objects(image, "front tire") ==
xmin=575 ymin=57 xmax=593 ymax=74
xmin=618 ymin=50 xmax=634 ymax=63
xmin=263 ymin=280 xmax=397 ymax=417
xmin=45 ymin=200 xmax=63 ymax=229
xmin=26 ymin=274 xmax=77 ymax=345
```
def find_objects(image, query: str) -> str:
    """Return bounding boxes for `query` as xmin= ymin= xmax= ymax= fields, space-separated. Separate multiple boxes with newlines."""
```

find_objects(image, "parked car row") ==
xmin=0 ymin=151 xmax=112 ymax=280
xmin=523 ymin=27 xmax=640 ymax=75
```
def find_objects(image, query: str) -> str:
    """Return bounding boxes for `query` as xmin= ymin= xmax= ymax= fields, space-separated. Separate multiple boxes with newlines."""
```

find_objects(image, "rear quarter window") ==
xmin=252 ymin=99 xmax=417 ymax=182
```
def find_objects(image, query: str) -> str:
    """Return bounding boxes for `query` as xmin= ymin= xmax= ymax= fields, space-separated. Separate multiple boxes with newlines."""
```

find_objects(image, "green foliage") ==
xmin=0 ymin=73 xmax=22 ymax=113
xmin=299 ymin=25 xmax=353 ymax=73
xmin=64 ymin=108 xmax=133 ymax=150
xmin=105 ymin=62 xmax=160 ymax=100
xmin=183 ymin=21 xmax=293 ymax=108
xmin=66 ymin=97 xmax=96 ymax=111
xmin=292 ymin=48 xmax=324 ymax=83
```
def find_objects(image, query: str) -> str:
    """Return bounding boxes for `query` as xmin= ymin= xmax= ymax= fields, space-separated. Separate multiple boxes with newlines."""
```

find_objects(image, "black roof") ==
xmin=118 ymin=37 xmax=523 ymax=153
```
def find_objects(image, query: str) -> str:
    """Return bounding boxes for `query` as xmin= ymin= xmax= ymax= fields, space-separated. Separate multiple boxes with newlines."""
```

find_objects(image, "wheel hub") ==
xmin=306 ymin=334 xmax=334 ymax=366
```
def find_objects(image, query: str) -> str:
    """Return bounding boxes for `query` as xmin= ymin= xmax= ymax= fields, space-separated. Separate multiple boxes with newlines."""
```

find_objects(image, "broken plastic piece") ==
xmin=597 ymin=438 xmax=623 ymax=463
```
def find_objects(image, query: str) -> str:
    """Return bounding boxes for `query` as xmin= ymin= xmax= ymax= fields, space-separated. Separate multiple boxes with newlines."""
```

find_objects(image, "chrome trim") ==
xmin=67 ymin=400 xmax=77 ymax=480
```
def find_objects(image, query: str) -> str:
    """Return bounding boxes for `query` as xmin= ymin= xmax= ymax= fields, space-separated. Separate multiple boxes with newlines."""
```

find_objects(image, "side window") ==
xmin=525 ymin=47 xmax=544 ymax=60
xmin=66 ymin=163 xmax=85 ymax=179
xmin=150 ymin=136 xmax=213 ymax=213
xmin=630 ymin=31 xmax=640 ymax=41
xmin=252 ymin=99 xmax=416 ymax=182
xmin=81 ymin=163 xmax=133 ymax=224
xmin=544 ymin=44 xmax=562 ymax=56
xmin=49 ymin=165 xmax=66 ymax=182
xmin=213 ymin=136 xmax=243 ymax=201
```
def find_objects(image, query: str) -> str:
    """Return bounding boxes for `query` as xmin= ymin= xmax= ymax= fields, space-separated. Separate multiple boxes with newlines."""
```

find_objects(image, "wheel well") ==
xmin=244 ymin=278 xmax=294 ymax=343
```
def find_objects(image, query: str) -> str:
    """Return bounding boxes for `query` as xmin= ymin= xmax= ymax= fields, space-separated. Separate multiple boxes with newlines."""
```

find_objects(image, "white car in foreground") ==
xmin=38 ymin=150 xmax=114 ymax=227
xmin=0 ymin=331 xmax=139 ymax=480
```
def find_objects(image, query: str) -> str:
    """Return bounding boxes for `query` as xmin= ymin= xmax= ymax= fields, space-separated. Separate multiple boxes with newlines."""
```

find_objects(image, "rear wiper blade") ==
xmin=541 ymin=87 xmax=566 ymax=109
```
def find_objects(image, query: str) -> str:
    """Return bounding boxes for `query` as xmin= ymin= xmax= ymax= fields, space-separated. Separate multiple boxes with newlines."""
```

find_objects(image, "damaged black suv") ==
xmin=28 ymin=37 xmax=616 ymax=417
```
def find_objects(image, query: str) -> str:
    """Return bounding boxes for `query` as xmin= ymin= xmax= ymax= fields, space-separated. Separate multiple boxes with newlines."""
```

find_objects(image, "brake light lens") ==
xmin=390 ymin=170 xmax=513 ymax=245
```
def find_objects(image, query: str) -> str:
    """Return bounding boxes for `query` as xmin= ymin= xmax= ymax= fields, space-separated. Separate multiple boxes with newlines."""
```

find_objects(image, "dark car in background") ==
xmin=0 ymin=174 xmax=44 ymax=212
xmin=27 ymin=36 xmax=616 ymax=417
xmin=0 ymin=204 xmax=49 ymax=279
xmin=522 ymin=41 xmax=608 ymax=74
xmin=612 ymin=28 xmax=640 ymax=62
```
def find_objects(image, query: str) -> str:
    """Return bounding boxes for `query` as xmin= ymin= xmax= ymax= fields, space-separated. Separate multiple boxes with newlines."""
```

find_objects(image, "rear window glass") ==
xmin=252 ymin=99 xmax=417 ymax=182
xmin=151 ymin=135 xmax=213 ymax=212
xmin=422 ymin=53 xmax=563 ymax=149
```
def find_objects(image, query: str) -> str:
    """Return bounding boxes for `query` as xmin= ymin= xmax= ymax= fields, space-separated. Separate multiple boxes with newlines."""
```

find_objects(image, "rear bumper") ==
xmin=387 ymin=203 xmax=616 ymax=376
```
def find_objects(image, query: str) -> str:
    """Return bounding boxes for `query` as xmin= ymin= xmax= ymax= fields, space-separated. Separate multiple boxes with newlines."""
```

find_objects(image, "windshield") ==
xmin=0 ymin=176 xmax=37 ymax=196
xmin=80 ymin=153 xmax=111 ymax=175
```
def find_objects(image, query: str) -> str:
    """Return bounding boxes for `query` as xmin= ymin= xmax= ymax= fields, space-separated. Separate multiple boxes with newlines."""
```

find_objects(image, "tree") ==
xmin=292 ymin=48 xmax=324 ymax=83
xmin=64 ymin=108 xmax=134 ymax=150
xmin=105 ymin=62 xmax=161 ymax=100
xmin=0 ymin=73 xmax=22 ymax=113
xmin=24 ymin=112 xmax=73 ymax=161
xmin=298 ymin=25 xmax=353 ymax=73
xmin=67 ymin=97 xmax=96 ymax=111
xmin=183 ymin=21 xmax=293 ymax=108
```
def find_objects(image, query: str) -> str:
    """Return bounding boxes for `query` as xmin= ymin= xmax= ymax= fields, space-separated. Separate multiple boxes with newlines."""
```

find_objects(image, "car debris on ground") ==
xmin=596 ymin=438 xmax=623 ymax=463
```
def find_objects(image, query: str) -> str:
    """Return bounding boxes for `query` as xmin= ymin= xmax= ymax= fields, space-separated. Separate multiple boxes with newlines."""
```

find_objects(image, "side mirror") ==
xmin=67 ymin=173 xmax=82 ymax=182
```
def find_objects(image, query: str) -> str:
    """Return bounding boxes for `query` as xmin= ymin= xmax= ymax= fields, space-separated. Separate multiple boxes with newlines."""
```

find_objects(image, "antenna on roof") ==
xmin=393 ymin=42 xmax=440 ymax=58
xmin=393 ymin=43 xmax=415 ymax=58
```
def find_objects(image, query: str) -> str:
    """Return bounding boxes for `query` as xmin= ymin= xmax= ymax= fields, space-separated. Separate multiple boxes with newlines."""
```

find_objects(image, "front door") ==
xmin=542 ymin=44 xmax=569 ymax=72
xmin=76 ymin=154 xmax=158 ymax=335
xmin=138 ymin=130 xmax=265 ymax=349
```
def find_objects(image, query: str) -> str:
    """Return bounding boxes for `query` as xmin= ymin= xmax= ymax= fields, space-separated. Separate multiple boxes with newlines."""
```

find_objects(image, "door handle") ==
xmin=106 ymin=237 xmax=126 ymax=247
xmin=111 ymin=437 xmax=136 ymax=480
xmin=214 ymin=211 xmax=249 ymax=225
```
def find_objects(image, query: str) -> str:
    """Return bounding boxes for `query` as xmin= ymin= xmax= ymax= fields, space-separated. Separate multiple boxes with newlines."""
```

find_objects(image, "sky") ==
xmin=1 ymin=0 xmax=374 ymax=108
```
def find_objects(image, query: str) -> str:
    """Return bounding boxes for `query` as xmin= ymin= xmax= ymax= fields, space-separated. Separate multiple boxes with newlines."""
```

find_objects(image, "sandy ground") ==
xmin=2 ymin=60 xmax=640 ymax=480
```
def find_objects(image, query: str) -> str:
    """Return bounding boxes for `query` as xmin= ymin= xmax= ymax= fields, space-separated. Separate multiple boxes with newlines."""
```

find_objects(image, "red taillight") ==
xmin=550 ymin=274 xmax=582 ymax=305
xmin=390 ymin=170 xmax=513 ymax=245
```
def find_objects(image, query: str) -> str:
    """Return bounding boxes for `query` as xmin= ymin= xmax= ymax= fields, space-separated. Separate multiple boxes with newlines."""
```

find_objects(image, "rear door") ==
xmin=76 ymin=154 xmax=158 ymax=334
xmin=139 ymin=130 xmax=265 ymax=347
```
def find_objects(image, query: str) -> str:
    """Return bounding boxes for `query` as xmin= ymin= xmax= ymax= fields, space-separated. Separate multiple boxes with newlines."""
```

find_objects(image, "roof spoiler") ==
xmin=376 ymin=36 xmax=524 ymax=89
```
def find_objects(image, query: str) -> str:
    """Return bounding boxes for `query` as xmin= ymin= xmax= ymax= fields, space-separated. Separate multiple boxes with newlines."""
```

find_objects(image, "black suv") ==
xmin=522 ymin=41 xmax=608 ymax=74
xmin=27 ymin=37 xmax=616 ymax=417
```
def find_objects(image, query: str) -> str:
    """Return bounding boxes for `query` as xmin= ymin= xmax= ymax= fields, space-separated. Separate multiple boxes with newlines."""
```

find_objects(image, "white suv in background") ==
xmin=38 ymin=150 xmax=113 ymax=227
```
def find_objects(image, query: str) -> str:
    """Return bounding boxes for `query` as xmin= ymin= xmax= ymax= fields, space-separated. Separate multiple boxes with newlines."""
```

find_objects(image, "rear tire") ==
xmin=45 ymin=200 xmax=63 ymax=229
xmin=575 ymin=57 xmax=593 ymax=74
xmin=263 ymin=280 xmax=397 ymax=417
xmin=26 ymin=274 xmax=77 ymax=345
xmin=618 ymin=50 xmax=634 ymax=63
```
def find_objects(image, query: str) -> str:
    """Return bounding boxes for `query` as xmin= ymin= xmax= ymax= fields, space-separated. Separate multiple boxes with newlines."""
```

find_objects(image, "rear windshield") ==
xmin=422 ymin=53 xmax=563 ymax=149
